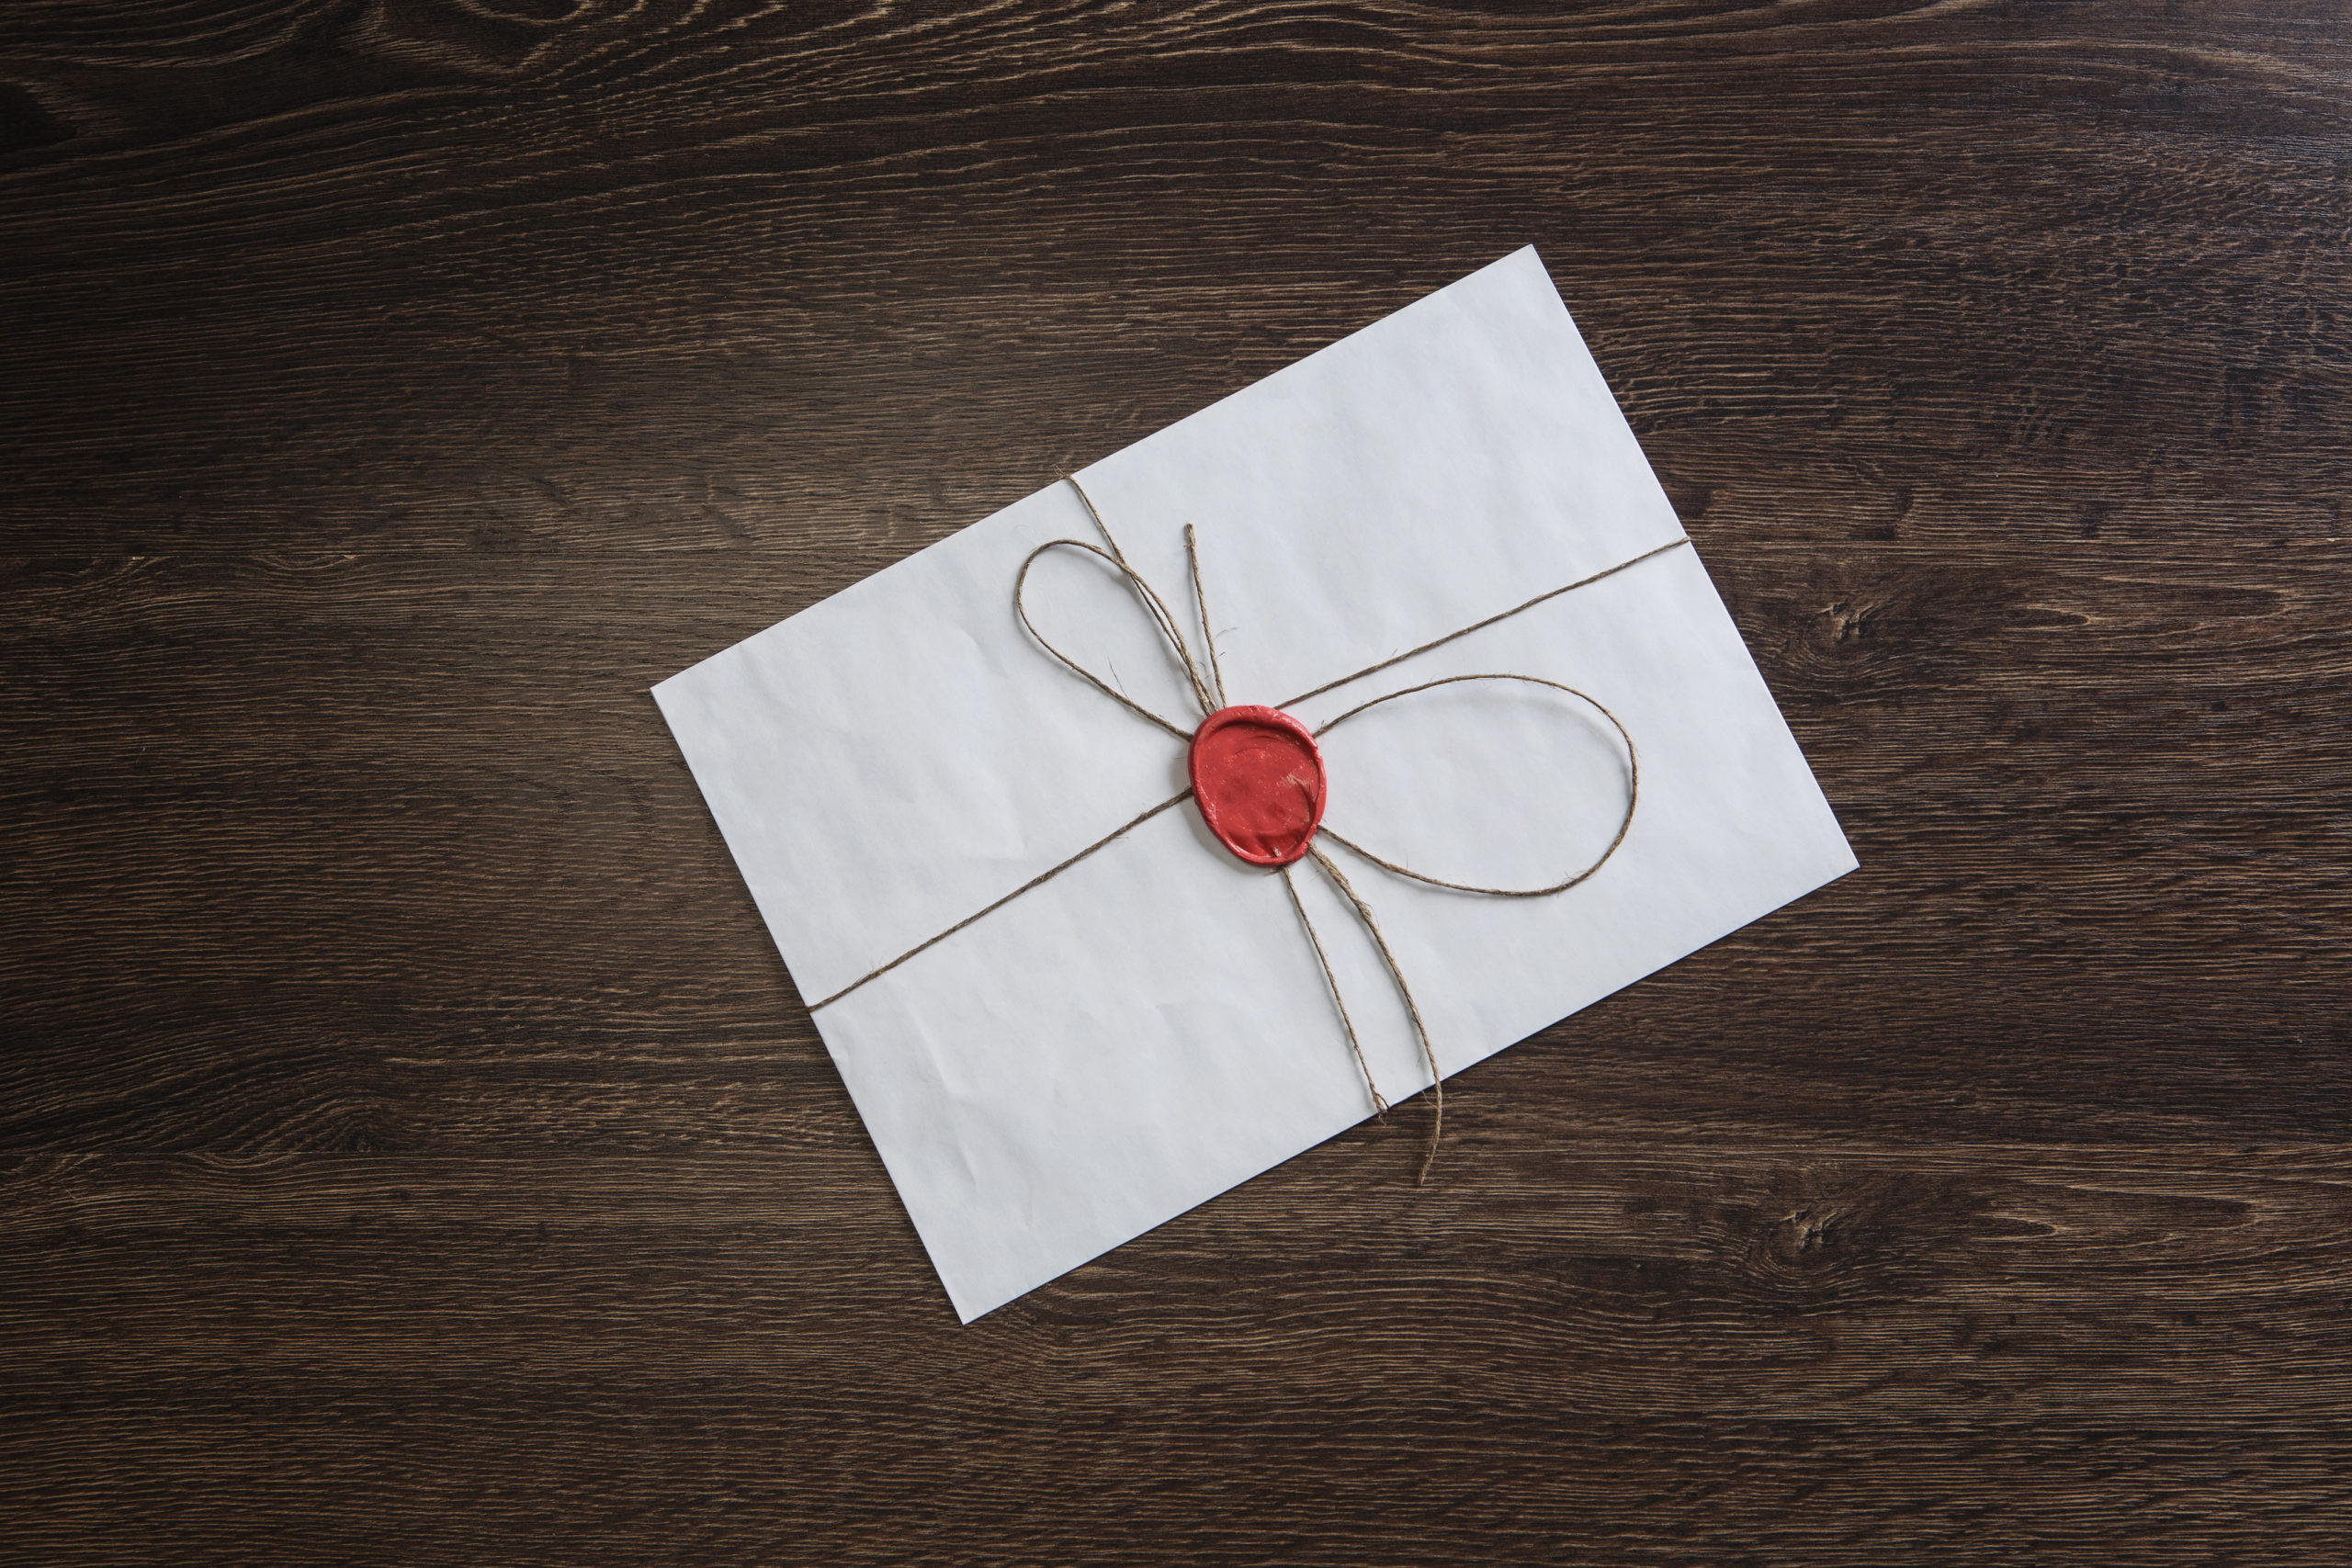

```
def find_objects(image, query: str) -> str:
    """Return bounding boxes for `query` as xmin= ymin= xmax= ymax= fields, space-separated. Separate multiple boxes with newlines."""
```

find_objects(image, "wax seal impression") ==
xmin=1188 ymin=705 xmax=1328 ymax=866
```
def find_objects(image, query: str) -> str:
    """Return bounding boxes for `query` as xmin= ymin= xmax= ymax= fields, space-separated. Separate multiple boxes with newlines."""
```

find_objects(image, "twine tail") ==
xmin=1307 ymin=844 xmax=1444 ymax=1186
xmin=1280 ymin=863 xmax=1388 ymax=1122
xmin=1183 ymin=524 xmax=1229 ymax=709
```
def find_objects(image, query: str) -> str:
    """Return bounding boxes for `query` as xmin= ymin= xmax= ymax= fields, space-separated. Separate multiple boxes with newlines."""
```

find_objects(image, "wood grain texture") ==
xmin=3 ymin=1 xmax=2347 ymax=1562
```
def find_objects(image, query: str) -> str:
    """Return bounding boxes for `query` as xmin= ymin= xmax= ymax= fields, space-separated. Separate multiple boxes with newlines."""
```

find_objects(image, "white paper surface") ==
xmin=654 ymin=248 xmax=1857 ymax=1321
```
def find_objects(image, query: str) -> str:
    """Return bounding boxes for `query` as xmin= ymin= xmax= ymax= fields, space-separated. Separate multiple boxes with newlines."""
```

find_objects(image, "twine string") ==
xmin=811 ymin=473 xmax=1692 ymax=1182
xmin=804 ymin=789 xmax=1194 ymax=1011
xmin=1276 ymin=533 xmax=1695 ymax=711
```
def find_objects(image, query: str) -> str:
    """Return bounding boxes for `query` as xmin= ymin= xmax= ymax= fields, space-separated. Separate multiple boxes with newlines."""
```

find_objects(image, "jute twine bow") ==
xmin=812 ymin=477 xmax=1692 ymax=1182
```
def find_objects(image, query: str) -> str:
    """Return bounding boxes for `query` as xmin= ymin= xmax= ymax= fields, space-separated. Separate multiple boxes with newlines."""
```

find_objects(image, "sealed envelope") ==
xmin=653 ymin=247 xmax=1856 ymax=1321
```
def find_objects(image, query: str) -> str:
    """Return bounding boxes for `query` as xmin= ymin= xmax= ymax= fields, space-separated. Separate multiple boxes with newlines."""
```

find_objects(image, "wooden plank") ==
xmin=5 ymin=1146 xmax=2350 ymax=1562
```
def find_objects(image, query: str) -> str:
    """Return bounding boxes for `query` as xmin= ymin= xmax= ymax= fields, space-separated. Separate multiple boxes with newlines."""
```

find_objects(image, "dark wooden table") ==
xmin=6 ymin=3 xmax=2349 ymax=1562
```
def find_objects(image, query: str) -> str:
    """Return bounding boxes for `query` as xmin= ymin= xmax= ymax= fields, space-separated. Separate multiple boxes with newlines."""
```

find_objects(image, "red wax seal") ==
xmin=1188 ymin=705 xmax=1328 ymax=867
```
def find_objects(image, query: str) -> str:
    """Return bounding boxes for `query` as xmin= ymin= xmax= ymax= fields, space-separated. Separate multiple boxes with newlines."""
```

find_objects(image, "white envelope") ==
xmin=654 ymin=247 xmax=1856 ymax=1322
